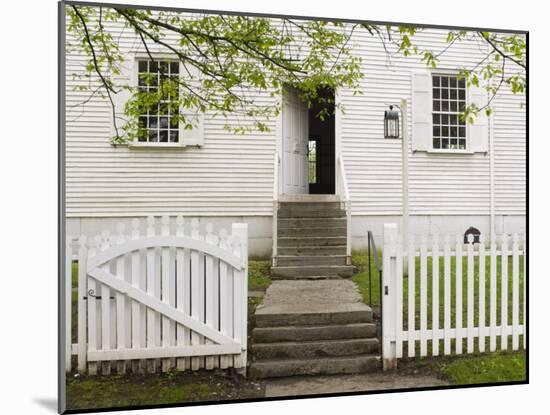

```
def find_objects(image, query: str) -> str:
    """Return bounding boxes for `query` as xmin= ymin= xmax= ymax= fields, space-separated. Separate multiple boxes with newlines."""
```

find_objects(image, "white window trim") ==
xmin=127 ymin=54 xmax=203 ymax=149
xmin=429 ymin=69 xmax=471 ymax=154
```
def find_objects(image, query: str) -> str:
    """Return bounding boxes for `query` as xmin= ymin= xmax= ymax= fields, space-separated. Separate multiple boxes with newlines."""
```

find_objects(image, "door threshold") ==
xmin=279 ymin=194 xmax=340 ymax=202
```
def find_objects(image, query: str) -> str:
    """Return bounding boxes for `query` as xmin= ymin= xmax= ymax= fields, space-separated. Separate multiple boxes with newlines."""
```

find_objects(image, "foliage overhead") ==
xmin=66 ymin=6 xmax=526 ymax=143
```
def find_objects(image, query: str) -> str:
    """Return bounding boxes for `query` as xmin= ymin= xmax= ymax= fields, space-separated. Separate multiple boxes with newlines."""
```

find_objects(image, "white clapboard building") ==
xmin=65 ymin=14 xmax=526 ymax=265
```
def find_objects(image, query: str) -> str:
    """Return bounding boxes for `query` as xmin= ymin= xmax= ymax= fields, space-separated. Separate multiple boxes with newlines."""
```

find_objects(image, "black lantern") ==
xmin=384 ymin=105 xmax=400 ymax=139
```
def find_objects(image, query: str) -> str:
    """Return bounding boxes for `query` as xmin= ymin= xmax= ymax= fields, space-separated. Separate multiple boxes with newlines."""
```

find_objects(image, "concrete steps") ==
xmin=249 ymin=355 xmax=380 ymax=378
xmin=275 ymin=255 xmax=348 ymax=266
xmin=253 ymin=338 xmax=379 ymax=360
xmin=278 ymin=227 xmax=347 ymax=237
xmin=252 ymin=322 xmax=377 ymax=343
xmin=271 ymin=265 xmax=355 ymax=279
xmin=277 ymin=245 xmax=347 ymax=256
xmin=272 ymin=199 xmax=354 ymax=279
xmin=250 ymin=280 xmax=380 ymax=379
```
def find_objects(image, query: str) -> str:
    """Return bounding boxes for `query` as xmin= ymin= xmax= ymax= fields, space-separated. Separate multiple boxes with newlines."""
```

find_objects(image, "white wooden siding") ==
xmin=65 ymin=15 xmax=525 ymax=218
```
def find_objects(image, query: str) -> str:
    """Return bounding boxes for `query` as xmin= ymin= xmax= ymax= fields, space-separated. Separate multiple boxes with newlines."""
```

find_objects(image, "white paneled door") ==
xmin=282 ymin=87 xmax=309 ymax=195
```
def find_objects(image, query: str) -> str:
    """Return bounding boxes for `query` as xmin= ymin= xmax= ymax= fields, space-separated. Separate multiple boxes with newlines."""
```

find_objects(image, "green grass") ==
xmin=398 ymin=350 xmax=526 ymax=385
xmin=248 ymin=260 xmax=272 ymax=291
xmin=442 ymin=351 xmax=526 ymax=384
xmin=66 ymin=370 xmax=264 ymax=410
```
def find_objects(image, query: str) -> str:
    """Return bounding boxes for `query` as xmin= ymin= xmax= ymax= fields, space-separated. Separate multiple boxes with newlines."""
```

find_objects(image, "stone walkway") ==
xmin=265 ymin=373 xmax=448 ymax=397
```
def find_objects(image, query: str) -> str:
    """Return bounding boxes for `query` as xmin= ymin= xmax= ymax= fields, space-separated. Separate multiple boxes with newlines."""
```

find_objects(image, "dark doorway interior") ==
xmin=308 ymin=87 xmax=335 ymax=194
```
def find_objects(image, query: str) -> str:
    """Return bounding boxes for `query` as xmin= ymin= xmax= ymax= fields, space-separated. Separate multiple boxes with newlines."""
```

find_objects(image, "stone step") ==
xmin=271 ymin=264 xmax=355 ymax=278
xmin=278 ymin=227 xmax=347 ymax=237
xmin=275 ymin=255 xmax=348 ymax=266
xmin=278 ymin=217 xmax=347 ymax=229
xmin=255 ymin=303 xmax=372 ymax=327
xmin=252 ymin=338 xmax=379 ymax=360
xmin=277 ymin=245 xmax=347 ymax=256
xmin=278 ymin=194 xmax=340 ymax=203
xmin=252 ymin=322 xmax=377 ymax=343
xmin=249 ymin=355 xmax=380 ymax=379
xmin=277 ymin=236 xmax=346 ymax=247
xmin=278 ymin=202 xmax=345 ymax=218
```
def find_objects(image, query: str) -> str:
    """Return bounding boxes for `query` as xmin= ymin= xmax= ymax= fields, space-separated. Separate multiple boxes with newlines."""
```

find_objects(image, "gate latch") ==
xmin=82 ymin=289 xmax=115 ymax=300
xmin=384 ymin=286 xmax=389 ymax=295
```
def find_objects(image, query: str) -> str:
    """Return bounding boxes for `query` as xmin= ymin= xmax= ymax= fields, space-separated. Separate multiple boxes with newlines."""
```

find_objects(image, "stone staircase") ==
xmin=249 ymin=280 xmax=380 ymax=378
xmin=272 ymin=196 xmax=356 ymax=279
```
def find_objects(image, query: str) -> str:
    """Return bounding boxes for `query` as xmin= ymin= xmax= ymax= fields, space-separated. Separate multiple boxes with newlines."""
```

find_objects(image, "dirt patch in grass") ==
xmin=66 ymin=369 xmax=265 ymax=411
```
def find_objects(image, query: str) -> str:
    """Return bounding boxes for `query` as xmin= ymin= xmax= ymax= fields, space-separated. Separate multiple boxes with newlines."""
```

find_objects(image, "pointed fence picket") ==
xmin=66 ymin=216 xmax=248 ymax=375
xmin=382 ymin=223 xmax=527 ymax=370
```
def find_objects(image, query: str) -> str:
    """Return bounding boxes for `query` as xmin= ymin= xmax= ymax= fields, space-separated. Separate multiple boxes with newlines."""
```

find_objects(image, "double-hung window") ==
xmin=137 ymin=59 xmax=181 ymax=143
xmin=432 ymin=74 xmax=467 ymax=150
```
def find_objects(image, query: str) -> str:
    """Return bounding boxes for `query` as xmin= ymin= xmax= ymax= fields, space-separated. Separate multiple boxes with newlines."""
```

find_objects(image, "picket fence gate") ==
xmin=381 ymin=223 xmax=526 ymax=370
xmin=65 ymin=216 xmax=248 ymax=375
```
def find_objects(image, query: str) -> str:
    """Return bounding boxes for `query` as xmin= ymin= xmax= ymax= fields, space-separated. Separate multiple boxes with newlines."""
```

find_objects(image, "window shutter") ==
xmin=468 ymin=83 xmax=488 ymax=153
xmin=411 ymin=71 xmax=432 ymax=152
xmin=180 ymin=111 xmax=205 ymax=146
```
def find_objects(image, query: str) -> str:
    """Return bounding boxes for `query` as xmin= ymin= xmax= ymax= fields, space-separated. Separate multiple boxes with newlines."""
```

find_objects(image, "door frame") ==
xmin=275 ymin=87 xmax=341 ymax=196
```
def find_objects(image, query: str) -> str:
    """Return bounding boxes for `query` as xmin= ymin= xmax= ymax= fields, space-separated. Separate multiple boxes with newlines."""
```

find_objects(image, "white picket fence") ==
xmin=382 ymin=223 xmax=526 ymax=370
xmin=65 ymin=216 xmax=248 ymax=375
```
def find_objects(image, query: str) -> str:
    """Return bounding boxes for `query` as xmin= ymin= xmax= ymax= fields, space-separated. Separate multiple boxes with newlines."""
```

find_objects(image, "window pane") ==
xmin=442 ymin=126 xmax=449 ymax=136
xmin=450 ymin=77 xmax=457 ymax=88
xmin=442 ymin=138 xmax=450 ymax=149
xmin=170 ymin=62 xmax=179 ymax=74
xmin=441 ymin=88 xmax=448 ymax=99
xmin=159 ymin=117 xmax=169 ymax=129
xmin=450 ymin=115 xmax=458 ymax=124
xmin=442 ymin=114 xmax=449 ymax=124
xmin=441 ymin=77 xmax=449 ymax=87
xmin=433 ymin=89 xmax=440 ymax=99
xmin=159 ymin=130 xmax=168 ymax=142
xmin=450 ymin=101 xmax=457 ymax=112
xmin=149 ymin=129 xmax=158 ymax=142
xmin=149 ymin=117 xmax=158 ymax=129
xmin=433 ymin=76 xmax=440 ymax=87
xmin=138 ymin=60 xmax=148 ymax=73
xmin=169 ymin=130 xmax=178 ymax=143
xmin=459 ymin=126 xmax=466 ymax=137
xmin=433 ymin=138 xmax=441 ymax=148
xmin=433 ymin=114 xmax=441 ymax=125
xmin=450 ymin=126 xmax=457 ymax=137
xmin=459 ymin=89 xmax=465 ymax=100
xmin=441 ymin=101 xmax=449 ymax=111
xmin=170 ymin=116 xmax=178 ymax=128
xmin=458 ymin=78 xmax=466 ymax=88
xmin=433 ymin=126 xmax=440 ymax=137
xmin=433 ymin=100 xmax=440 ymax=111
xmin=459 ymin=139 xmax=466 ymax=149
xmin=450 ymin=89 xmax=457 ymax=99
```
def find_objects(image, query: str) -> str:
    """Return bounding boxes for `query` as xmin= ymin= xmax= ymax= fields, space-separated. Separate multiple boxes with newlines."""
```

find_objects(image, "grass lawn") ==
xmin=66 ymin=370 xmax=264 ymax=411
xmin=398 ymin=350 xmax=526 ymax=385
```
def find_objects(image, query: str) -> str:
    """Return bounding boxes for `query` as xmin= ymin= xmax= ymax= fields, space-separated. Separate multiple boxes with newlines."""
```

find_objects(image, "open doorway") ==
xmin=308 ymin=87 xmax=335 ymax=194
xmin=281 ymin=86 xmax=335 ymax=195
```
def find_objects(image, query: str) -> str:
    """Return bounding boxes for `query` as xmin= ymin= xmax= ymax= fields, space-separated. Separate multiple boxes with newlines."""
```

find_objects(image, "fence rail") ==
xmin=66 ymin=216 xmax=248 ymax=375
xmin=382 ymin=223 xmax=526 ymax=370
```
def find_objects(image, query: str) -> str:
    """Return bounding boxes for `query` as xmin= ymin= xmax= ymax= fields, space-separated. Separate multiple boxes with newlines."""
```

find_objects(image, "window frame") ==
xmin=129 ymin=54 xmax=189 ymax=149
xmin=429 ymin=70 xmax=471 ymax=154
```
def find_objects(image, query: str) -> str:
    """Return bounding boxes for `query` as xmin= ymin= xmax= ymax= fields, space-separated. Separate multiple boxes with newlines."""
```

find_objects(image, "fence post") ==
xmin=382 ymin=223 xmax=398 ymax=371
xmin=232 ymin=223 xmax=248 ymax=375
